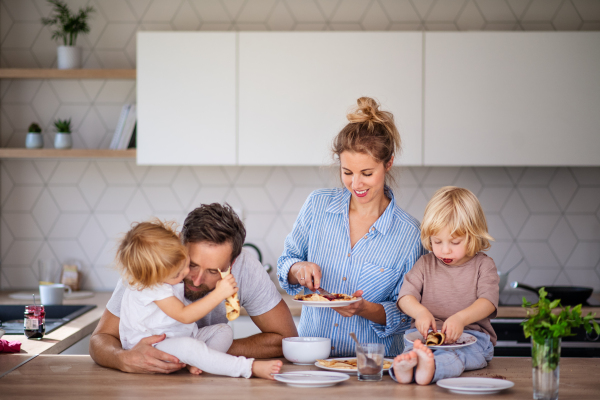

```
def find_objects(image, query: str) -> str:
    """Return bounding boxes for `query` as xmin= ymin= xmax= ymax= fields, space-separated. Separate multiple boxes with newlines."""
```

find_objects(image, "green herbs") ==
xmin=41 ymin=0 xmax=95 ymax=46
xmin=522 ymin=288 xmax=599 ymax=371
xmin=521 ymin=287 xmax=599 ymax=343
xmin=53 ymin=118 xmax=72 ymax=134
xmin=28 ymin=123 xmax=42 ymax=133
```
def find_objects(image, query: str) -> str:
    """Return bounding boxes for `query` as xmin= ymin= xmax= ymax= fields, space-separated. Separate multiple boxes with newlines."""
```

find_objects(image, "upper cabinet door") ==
xmin=238 ymin=32 xmax=423 ymax=166
xmin=137 ymin=32 xmax=236 ymax=165
xmin=424 ymin=32 xmax=600 ymax=166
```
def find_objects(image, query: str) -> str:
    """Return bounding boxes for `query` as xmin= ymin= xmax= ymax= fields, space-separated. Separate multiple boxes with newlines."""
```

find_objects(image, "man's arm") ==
xmin=227 ymin=299 xmax=298 ymax=358
xmin=89 ymin=309 xmax=185 ymax=374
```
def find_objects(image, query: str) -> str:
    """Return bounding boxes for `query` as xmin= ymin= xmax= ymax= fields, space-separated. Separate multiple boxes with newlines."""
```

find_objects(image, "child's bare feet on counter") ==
xmin=413 ymin=340 xmax=435 ymax=385
xmin=252 ymin=360 xmax=283 ymax=380
xmin=393 ymin=352 xmax=417 ymax=383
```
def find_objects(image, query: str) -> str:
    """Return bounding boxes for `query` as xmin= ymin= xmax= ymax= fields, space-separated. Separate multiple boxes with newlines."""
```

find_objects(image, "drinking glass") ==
xmin=532 ymin=338 xmax=561 ymax=400
xmin=38 ymin=259 xmax=60 ymax=285
xmin=356 ymin=343 xmax=385 ymax=381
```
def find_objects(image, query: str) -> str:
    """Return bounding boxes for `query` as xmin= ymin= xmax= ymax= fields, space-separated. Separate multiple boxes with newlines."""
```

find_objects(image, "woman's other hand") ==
xmin=288 ymin=261 xmax=322 ymax=290
xmin=414 ymin=309 xmax=437 ymax=340
xmin=332 ymin=290 xmax=365 ymax=317
xmin=441 ymin=314 xmax=464 ymax=344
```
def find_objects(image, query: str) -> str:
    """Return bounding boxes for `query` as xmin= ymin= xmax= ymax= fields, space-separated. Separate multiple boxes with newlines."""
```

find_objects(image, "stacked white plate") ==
xmin=273 ymin=371 xmax=349 ymax=388
xmin=437 ymin=377 xmax=515 ymax=394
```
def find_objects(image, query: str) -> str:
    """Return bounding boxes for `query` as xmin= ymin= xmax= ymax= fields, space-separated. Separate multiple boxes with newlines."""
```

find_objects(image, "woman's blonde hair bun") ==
xmin=333 ymin=96 xmax=401 ymax=166
xmin=347 ymin=97 xmax=381 ymax=123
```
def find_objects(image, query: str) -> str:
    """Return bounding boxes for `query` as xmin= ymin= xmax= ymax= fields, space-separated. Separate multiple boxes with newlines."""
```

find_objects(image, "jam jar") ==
xmin=24 ymin=305 xmax=45 ymax=339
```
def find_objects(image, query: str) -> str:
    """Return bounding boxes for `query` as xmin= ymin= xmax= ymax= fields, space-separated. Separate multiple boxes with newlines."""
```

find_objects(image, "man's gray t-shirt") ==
xmin=107 ymin=249 xmax=282 ymax=328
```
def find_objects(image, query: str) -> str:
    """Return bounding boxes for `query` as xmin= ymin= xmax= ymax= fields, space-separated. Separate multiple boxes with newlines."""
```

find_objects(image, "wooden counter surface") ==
xmin=0 ymin=291 xmax=112 ymax=355
xmin=1 ymin=355 xmax=598 ymax=399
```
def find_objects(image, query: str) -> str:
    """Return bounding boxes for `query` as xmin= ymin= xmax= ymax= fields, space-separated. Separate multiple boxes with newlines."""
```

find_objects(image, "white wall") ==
xmin=1 ymin=0 xmax=599 ymax=299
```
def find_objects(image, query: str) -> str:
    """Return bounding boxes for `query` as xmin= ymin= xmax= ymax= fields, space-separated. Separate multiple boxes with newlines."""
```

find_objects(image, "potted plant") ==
xmin=41 ymin=0 xmax=95 ymax=69
xmin=521 ymin=288 xmax=599 ymax=400
xmin=26 ymin=123 xmax=43 ymax=149
xmin=53 ymin=118 xmax=72 ymax=149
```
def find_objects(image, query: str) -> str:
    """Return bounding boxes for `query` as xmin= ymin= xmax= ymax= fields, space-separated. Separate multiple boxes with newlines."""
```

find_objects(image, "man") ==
xmin=90 ymin=203 xmax=298 ymax=374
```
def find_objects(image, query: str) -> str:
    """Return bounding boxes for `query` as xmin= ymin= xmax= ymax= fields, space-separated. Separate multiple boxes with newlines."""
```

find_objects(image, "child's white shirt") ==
xmin=119 ymin=282 xmax=199 ymax=350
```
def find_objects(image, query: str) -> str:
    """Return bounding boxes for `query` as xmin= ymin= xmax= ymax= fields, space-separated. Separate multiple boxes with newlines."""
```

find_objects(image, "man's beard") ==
xmin=183 ymin=278 xmax=213 ymax=301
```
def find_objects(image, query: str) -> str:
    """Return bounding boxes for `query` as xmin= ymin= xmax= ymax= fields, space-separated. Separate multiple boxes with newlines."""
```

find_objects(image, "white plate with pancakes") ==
xmin=405 ymin=330 xmax=477 ymax=350
xmin=293 ymin=293 xmax=360 ymax=308
xmin=315 ymin=357 xmax=393 ymax=375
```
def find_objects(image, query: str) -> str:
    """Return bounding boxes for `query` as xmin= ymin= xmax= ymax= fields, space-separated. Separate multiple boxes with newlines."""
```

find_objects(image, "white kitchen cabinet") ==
xmin=424 ymin=32 xmax=600 ymax=166
xmin=137 ymin=32 xmax=237 ymax=165
xmin=238 ymin=32 xmax=423 ymax=166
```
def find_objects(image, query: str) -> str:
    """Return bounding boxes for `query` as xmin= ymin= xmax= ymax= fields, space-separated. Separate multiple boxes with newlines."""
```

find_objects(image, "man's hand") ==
xmin=441 ymin=314 xmax=465 ymax=344
xmin=121 ymin=334 xmax=186 ymax=374
xmin=214 ymin=274 xmax=238 ymax=300
xmin=414 ymin=309 xmax=437 ymax=341
xmin=333 ymin=290 xmax=365 ymax=317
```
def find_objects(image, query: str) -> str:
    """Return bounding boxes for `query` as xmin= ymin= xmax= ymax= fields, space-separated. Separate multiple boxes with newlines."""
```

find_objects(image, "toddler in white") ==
xmin=117 ymin=220 xmax=282 ymax=379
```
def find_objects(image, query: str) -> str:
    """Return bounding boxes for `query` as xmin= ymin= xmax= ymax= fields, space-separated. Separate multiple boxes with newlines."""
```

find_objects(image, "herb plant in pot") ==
xmin=26 ymin=123 xmax=43 ymax=149
xmin=41 ymin=0 xmax=95 ymax=70
xmin=521 ymin=288 xmax=599 ymax=400
xmin=53 ymin=118 xmax=72 ymax=149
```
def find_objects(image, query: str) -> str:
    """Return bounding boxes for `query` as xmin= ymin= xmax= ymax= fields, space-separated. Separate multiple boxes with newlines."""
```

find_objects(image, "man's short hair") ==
xmin=181 ymin=203 xmax=246 ymax=262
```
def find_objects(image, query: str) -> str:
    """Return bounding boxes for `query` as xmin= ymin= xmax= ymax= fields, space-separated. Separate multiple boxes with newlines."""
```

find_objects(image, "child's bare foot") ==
xmin=413 ymin=340 xmax=435 ymax=385
xmin=186 ymin=365 xmax=203 ymax=375
xmin=252 ymin=360 xmax=283 ymax=380
xmin=392 ymin=352 xmax=417 ymax=383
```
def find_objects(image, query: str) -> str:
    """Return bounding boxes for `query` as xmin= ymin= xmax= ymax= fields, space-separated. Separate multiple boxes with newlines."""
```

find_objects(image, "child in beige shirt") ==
xmin=392 ymin=186 xmax=499 ymax=385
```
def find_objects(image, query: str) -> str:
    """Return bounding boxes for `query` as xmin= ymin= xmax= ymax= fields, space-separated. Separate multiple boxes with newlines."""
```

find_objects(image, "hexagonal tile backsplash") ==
xmin=1 ymin=0 xmax=599 ymax=299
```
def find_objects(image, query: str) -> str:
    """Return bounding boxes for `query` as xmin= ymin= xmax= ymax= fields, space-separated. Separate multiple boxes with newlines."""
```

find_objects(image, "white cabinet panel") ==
xmin=137 ymin=32 xmax=236 ymax=165
xmin=424 ymin=32 xmax=600 ymax=166
xmin=239 ymin=32 xmax=423 ymax=166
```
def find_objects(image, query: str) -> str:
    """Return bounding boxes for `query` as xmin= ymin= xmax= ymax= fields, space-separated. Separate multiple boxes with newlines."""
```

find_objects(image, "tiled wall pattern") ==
xmin=1 ymin=0 xmax=600 ymax=299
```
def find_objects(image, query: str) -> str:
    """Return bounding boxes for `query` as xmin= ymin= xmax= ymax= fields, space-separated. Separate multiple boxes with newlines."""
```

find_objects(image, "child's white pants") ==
xmin=154 ymin=323 xmax=254 ymax=378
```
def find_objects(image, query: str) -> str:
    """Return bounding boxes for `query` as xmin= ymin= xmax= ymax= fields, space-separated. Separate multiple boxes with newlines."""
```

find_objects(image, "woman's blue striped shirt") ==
xmin=278 ymin=187 xmax=426 ymax=357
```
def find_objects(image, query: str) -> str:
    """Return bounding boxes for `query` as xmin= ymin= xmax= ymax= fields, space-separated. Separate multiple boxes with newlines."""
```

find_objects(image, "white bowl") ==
xmin=282 ymin=337 xmax=331 ymax=365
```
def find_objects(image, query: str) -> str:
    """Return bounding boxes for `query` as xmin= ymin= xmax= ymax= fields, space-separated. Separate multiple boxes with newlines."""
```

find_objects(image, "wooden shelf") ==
xmin=0 ymin=69 xmax=136 ymax=79
xmin=0 ymin=149 xmax=136 ymax=159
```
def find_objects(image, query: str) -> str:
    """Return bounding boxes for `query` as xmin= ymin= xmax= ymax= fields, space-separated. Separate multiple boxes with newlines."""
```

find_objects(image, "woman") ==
xmin=277 ymin=97 xmax=426 ymax=357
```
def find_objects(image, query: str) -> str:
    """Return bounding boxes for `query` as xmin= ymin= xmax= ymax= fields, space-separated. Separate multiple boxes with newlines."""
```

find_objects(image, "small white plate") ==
xmin=437 ymin=377 xmax=514 ymax=394
xmin=405 ymin=330 xmax=477 ymax=349
xmin=292 ymin=298 xmax=360 ymax=308
xmin=273 ymin=371 xmax=350 ymax=388
xmin=314 ymin=357 xmax=393 ymax=375
xmin=9 ymin=291 xmax=94 ymax=301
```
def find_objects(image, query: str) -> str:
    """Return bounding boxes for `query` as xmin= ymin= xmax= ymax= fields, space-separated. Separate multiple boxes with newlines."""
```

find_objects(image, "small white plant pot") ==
xmin=54 ymin=133 xmax=72 ymax=149
xmin=57 ymin=46 xmax=82 ymax=69
xmin=25 ymin=132 xmax=43 ymax=149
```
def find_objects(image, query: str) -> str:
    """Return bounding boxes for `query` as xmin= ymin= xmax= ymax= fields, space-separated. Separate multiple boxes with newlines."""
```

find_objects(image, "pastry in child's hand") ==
xmin=425 ymin=331 xmax=446 ymax=346
xmin=218 ymin=267 xmax=240 ymax=321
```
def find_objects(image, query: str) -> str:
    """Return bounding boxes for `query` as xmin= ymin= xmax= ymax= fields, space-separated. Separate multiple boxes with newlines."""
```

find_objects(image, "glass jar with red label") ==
xmin=24 ymin=305 xmax=45 ymax=339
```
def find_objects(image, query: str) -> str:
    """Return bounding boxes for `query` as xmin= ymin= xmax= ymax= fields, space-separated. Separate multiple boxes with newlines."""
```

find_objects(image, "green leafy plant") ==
xmin=28 ymin=123 xmax=42 ymax=133
xmin=41 ymin=0 xmax=95 ymax=46
xmin=53 ymin=118 xmax=72 ymax=134
xmin=522 ymin=287 xmax=599 ymax=370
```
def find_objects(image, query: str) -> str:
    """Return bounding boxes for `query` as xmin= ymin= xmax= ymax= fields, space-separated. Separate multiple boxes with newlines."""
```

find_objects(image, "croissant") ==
xmin=425 ymin=331 xmax=446 ymax=346
xmin=218 ymin=267 xmax=240 ymax=321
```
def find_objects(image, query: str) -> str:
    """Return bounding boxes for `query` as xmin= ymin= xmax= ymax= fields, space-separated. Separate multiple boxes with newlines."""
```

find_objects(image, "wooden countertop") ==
xmin=0 ymin=291 xmax=111 ymax=355
xmin=1 ymin=355 xmax=598 ymax=399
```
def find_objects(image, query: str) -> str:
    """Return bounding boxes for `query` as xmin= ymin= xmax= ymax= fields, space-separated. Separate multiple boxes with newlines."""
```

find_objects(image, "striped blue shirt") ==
xmin=278 ymin=187 xmax=426 ymax=357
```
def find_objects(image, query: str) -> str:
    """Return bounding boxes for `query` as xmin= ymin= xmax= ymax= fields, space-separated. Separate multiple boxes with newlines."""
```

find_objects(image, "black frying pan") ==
xmin=511 ymin=282 xmax=593 ymax=306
